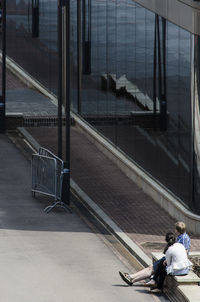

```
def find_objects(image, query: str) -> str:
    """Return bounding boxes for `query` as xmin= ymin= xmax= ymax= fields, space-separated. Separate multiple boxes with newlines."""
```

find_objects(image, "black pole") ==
xmin=157 ymin=16 xmax=167 ymax=132
xmin=0 ymin=0 xmax=6 ymax=133
xmin=77 ymin=0 xmax=81 ymax=113
xmin=160 ymin=17 xmax=167 ymax=131
xmin=61 ymin=0 xmax=70 ymax=206
xmin=58 ymin=0 xmax=63 ymax=158
xmin=157 ymin=16 xmax=162 ymax=101
xmin=162 ymin=18 xmax=166 ymax=102
xmin=32 ymin=0 xmax=39 ymax=38
xmin=153 ymin=14 xmax=157 ymax=131
xmin=82 ymin=0 xmax=91 ymax=75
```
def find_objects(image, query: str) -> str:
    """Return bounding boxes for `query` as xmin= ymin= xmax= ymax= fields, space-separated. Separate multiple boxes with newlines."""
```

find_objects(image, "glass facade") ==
xmin=6 ymin=0 xmax=58 ymax=94
xmin=71 ymin=0 xmax=195 ymax=212
xmin=5 ymin=1 xmax=200 ymax=214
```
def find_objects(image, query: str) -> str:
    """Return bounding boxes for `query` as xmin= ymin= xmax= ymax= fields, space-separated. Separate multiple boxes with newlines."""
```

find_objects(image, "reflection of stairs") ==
xmin=101 ymin=73 xmax=160 ymax=112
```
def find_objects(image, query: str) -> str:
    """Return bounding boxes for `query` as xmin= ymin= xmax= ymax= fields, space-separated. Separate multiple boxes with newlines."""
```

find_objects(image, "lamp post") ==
xmin=0 ymin=0 xmax=6 ymax=133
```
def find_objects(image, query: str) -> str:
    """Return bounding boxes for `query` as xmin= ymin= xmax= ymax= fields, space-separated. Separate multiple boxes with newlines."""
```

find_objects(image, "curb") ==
xmin=17 ymin=127 xmax=152 ymax=268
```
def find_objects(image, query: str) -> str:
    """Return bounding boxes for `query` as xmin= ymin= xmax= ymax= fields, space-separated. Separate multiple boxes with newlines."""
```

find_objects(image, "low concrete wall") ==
xmin=152 ymin=252 xmax=200 ymax=302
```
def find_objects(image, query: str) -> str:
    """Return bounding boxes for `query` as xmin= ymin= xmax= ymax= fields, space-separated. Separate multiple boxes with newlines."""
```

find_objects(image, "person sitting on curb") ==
xmin=149 ymin=232 xmax=192 ymax=291
xmin=175 ymin=221 xmax=190 ymax=254
xmin=119 ymin=221 xmax=190 ymax=287
xmin=146 ymin=220 xmax=191 ymax=289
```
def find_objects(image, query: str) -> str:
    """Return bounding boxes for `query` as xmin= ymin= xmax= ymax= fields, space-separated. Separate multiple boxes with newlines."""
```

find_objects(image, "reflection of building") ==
xmin=5 ymin=0 xmax=200 ymax=215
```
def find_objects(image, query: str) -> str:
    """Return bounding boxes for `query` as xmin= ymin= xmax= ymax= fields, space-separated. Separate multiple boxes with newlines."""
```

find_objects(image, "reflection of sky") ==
xmin=10 ymin=0 xmax=191 ymax=75
xmin=88 ymin=1 xmax=191 ymax=77
xmin=9 ymin=0 xmax=191 ymax=109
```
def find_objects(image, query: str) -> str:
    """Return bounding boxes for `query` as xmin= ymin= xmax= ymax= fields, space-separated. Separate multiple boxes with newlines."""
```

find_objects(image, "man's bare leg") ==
xmin=129 ymin=266 xmax=153 ymax=283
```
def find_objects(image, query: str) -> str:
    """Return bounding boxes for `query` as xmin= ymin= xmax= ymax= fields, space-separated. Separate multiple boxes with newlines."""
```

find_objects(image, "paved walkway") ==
xmin=2 ymin=134 xmax=165 ymax=302
xmin=4 ymin=64 xmax=200 ymax=260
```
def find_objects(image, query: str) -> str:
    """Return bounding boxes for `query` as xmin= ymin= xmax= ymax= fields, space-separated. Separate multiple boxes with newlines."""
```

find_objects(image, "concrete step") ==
xmin=164 ymin=274 xmax=200 ymax=302
xmin=151 ymin=252 xmax=164 ymax=261
xmin=151 ymin=251 xmax=200 ymax=301
xmin=174 ymin=271 xmax=200 ymax=285
xmin=178 ymin=285 xmax=200 ymax=302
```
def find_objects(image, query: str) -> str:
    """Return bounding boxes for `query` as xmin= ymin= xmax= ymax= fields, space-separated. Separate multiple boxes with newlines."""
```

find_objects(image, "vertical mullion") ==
xmin=157 ymin=15 xmax=162 ymax=101
xmin=77 ymin=0 xmax=81 ymax=113
xmin=162 ymin=18 xmax=166 ymax=100
xmin=153 ymin=14 xmax=157 ymax=130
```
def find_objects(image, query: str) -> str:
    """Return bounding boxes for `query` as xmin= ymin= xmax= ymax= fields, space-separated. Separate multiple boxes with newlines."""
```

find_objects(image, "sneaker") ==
xmin=119 ymin=271 xmax=133 ymax=286
xmin=144 ymin=279 xmax=156 ymax=287
xmin=150 ymin=287 xmax=162 ymax=293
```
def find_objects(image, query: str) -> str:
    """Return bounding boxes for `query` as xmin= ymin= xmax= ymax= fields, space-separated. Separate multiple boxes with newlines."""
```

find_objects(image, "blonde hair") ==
xmin=175 ymin=221 xmax=186 ymax=234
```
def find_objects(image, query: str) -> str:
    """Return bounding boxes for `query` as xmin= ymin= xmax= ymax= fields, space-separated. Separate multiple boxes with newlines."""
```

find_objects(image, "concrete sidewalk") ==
xmin=2 ymin=134 xmax=161 ymax=302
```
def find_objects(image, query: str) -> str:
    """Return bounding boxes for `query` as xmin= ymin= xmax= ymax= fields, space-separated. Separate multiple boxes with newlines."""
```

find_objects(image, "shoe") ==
xmin=144 ymin=279 xmax=156 ymax=287
xmin=150 ymin=287 xmax=162 ymax=293
xmin=119 ymin=271 xmax=133 ymax=286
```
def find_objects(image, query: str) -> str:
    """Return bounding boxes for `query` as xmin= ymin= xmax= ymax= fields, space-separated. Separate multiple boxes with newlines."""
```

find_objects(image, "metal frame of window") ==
xmin=153 ymin=14 xmax=167 ymax=131
xmin=32 ymin=0 xmax=39 ymax=38
xmin=57 ymin=0 xmax=71 ymax=207
xmin=82 ymin=0 xmax=91 ymax=75
xmin=0 ymin=0 xmax=6 ymax=133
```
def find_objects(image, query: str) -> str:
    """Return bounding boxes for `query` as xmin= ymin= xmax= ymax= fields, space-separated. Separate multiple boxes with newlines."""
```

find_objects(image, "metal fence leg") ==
xmin=44 ymin=200 xmax=72 ymax=213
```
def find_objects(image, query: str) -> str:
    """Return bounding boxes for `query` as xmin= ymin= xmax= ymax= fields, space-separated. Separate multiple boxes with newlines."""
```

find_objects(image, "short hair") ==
xmin=175 ymin=221 xmax=186 ymax=234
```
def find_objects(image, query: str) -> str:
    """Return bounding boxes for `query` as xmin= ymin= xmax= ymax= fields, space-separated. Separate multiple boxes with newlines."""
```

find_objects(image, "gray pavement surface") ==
xmin=0 ymin=134 xmax=168 ymax=302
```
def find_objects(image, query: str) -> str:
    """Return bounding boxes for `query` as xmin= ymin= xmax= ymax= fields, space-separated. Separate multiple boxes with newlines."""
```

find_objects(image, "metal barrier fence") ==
xmin=32 ymin=147 xmax=71 ymax=213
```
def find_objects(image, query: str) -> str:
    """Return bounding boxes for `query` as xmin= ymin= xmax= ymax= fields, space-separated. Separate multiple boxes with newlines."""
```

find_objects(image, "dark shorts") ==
xmin=153 ymin=256 xmax=166 ymax=272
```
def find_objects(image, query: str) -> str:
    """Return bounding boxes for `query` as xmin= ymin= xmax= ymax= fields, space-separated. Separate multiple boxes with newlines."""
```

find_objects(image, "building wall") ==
xmin=133 ymin=0 xmax=200 ymax=35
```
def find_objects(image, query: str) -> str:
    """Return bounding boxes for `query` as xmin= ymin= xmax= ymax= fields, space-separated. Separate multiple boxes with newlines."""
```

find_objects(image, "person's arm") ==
xmin=184 ymin=235 xmax=191 ymax=254
xmin=165 ymin=248 xmax=172 ymax=266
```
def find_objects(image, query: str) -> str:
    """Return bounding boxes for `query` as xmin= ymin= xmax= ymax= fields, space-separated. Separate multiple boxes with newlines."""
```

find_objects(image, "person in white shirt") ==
xmin=165 ymin=234 xmax=191 ymax=275
xmin=151 ymin=232 xmax=192 ymax=290
xmin=119 ymin=222 xmax=191 ymax=288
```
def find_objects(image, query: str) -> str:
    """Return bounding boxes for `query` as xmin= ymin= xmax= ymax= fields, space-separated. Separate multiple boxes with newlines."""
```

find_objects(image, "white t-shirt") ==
xmin=165 ymin=242 xmax=192 ymax=275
